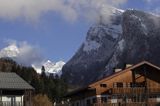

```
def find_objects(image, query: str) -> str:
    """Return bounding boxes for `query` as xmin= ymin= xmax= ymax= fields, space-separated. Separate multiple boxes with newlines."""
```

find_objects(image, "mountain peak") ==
xmin=62 ymin=9 xmax=160 ymax=86
xmin=32 ymin=60 xmax=65 ymax=76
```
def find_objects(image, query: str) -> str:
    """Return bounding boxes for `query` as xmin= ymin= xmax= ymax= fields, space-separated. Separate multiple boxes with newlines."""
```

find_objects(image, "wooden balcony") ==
xmin=148 ymin=88 xmax=160 ymax=93
xmin=0 ymin=101 xmax=23 ymax=106
xmin=112 ymin=87 xmax=145 ymax=94
xmin=93 ymin=102 xmax=159 ymax=106
xmin=112 ymin=87 xmax=160 ymax=94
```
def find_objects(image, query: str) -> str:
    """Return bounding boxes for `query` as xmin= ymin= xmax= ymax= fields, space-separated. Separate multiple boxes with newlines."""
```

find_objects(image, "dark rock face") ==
xmin=101 ymin=10 xmax=160 ymax=77
xmin=62 ymin=9 xmax=160 ymax=87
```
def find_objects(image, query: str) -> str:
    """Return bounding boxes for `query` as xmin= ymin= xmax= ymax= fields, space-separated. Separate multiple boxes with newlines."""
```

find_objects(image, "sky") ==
xmin=0 ymin=0 xmax=160 ymax=64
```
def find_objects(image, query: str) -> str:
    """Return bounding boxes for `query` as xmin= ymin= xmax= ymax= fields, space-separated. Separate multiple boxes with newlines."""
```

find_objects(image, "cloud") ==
xmin=0 ymin=39 xmax=44 ymax=66
xmin=18 ymin=42 xmax=44 ymax=65
xmin=144 ymin=0 xmax=159 ymax=3
xmin=67 ymin=0 xmax=127 ymax=23
xmin=153 ymin=8 xmax=160 ymax=15
xmin=0 ymin=0 xmax=127 ymax=23
xmin=0 ymin=0 xmax=77 ymax=22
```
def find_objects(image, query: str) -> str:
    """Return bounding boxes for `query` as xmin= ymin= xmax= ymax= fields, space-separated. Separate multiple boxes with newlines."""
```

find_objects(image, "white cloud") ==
xmin=0 ymin=0 xmax=77 ymax=22
xmin=0 ymin=0 xmax=127 ymax=23
xmin=67 ymin=0 xmax=126 ymax=23
xmin=18 ymin=42 xmax=44 ymax=65
xmin=0 ymin=39 xmax=44 ymax=66
xmin=144 ymin=0 xmax=158 ymax=3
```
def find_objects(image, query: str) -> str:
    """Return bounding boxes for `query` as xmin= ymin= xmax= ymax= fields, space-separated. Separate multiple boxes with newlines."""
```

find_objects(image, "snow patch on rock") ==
xmin=118 ymin=39 xmax=125 ymax=51
xmin=83 ymin=40 xmax=101 ymax=52
xmin=141 ymin=23 xmax=148 ymax=35
xmin=105 ymin=24 xmax=122 ymax=38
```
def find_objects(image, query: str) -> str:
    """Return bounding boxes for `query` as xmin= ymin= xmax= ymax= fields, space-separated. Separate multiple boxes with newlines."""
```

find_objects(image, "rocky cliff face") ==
xmin=101 ymin=10 xmax=160 ymax=78
xmin=62 ymin=9 xmax=160 ymax=87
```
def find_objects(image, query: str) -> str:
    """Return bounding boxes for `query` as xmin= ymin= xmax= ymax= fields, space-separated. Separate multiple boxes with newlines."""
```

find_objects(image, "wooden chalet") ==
xmin=0 ymin=72 xmax=34 ymax=106
xmin=65 ymin=61 xmax=160 ymax=106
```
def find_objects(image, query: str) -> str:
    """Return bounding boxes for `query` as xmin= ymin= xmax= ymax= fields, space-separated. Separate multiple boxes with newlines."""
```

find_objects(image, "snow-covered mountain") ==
xmin=0 ymin=44 xmax=65 ymax=76
xmin=44 ymin=60 xmax=65 ymax=75
xmin=32 ymin=60 xmax=65 ymax=76
xmin=62 ymin=9 xmax=160 ymax=86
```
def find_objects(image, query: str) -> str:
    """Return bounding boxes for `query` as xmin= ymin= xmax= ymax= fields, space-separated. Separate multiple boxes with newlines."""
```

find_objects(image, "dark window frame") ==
xmin=100 ymin=84 xmax=107 ymax=88
xmin=116 ymin=82 xmax=123 ymax=88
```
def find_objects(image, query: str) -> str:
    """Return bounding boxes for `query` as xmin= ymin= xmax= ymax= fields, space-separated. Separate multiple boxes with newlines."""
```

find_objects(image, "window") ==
xmin=76 ymin=102 xmax=79 ymax=106
xmin=117 ymin=82 xmax=123 ymax=87
xmin=132 ymin=96 xmax=137 ymax=102
xmin=100 ymin=84 xmax=107 ymax=88
xmin=92 ymin=98 xmax=97 ymax=103
xmin=135 ymin=82 xmax=145 ymax=87
xmin=86 ymin=99 xmax=91 ymax=106
xmin=113 ymin=83 xmax=117 ymax=88
xmin=101 ymin=97 xmax=107 ymax=103
xmin=72 ymin=103 xmax=75 ymax=106
xmin=130 ymin=82 xmax=145 ymax=87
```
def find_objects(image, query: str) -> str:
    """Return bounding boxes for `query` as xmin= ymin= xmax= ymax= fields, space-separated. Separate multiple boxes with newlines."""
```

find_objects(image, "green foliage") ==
xmin=39 ymin=69 xmax=68 ymax=102
xmin=0 ymin=58 xmax=68 ymax=103
xmin=41 ymin=66 xmax=46 ymax=78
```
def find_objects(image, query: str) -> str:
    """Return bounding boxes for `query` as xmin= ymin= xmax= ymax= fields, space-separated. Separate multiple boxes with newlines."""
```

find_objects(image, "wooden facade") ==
xmin=65 ymin=61 xmax=160 ymax=106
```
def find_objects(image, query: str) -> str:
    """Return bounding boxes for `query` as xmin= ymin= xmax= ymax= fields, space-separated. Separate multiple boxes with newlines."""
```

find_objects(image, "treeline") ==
xmin=0 ymin=58 xmax=68 ymax=104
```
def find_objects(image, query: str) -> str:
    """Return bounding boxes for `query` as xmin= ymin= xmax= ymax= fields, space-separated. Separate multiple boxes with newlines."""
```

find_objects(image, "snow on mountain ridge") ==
xmin=83 ymin=24 xmax=122 ymax=52
xmin=110 ymin=7 xmax=125 ymax=15
xmin=43 ymin=60 xmax=65 ymax=76
xmin=82 ymin=15 xmax=122 ymax=52
xmin=43 ymin=60 xmax=55 ymax=71
xmin=32 ymin=60 xmax=65 ymax=76
xmin=83 ymin=40 xmax=101 ymax=52
xmin=82 ymin=8 xmax=124 ymax=53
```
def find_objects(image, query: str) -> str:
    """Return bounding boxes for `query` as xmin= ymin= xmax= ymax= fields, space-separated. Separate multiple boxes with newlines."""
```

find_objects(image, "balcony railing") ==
xmin=93 ymin=102 xmax=160 ymax=106
xmin=112 ymin=88 xmax=145 ymax=94
xmin=0 ymin=101 xmax=23 ymax=106
xmin=148 ymin=88 xmax=160 ymax=93
xmin=112 ymin=88 xmax=160 ymax=94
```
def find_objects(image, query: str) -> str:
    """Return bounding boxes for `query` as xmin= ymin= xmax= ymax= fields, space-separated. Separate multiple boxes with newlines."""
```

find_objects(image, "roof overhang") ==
xmin=64 ymin=87 xmax=95 ymax=97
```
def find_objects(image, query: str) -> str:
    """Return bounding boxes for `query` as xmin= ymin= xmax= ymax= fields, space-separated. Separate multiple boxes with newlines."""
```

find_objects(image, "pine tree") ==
xmin=41 ymin=66 xmax=46 ymax=78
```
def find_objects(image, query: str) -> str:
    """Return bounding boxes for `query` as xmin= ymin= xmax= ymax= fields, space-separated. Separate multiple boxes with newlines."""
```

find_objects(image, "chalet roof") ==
xmin=0 ymin=72 xmax=34 ymax=90
xmin=89 ymin=61 xmax=160 ymax=87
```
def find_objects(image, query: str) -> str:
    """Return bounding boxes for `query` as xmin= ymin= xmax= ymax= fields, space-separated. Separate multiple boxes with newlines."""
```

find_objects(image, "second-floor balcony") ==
xmin=0 ymin=101 xmax=23 ymax=106
xmin=93 ymin=102 xmax=159 ymax=106
xmin=111 ymin=87 xmax=160 ymax=94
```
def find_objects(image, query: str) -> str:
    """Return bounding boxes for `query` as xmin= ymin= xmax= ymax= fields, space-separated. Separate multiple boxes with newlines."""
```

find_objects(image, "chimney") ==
xmin=114 ymin=69 xmax=122 ymax=73
xmin=126 ymin=64 xmax=133 ymax=68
